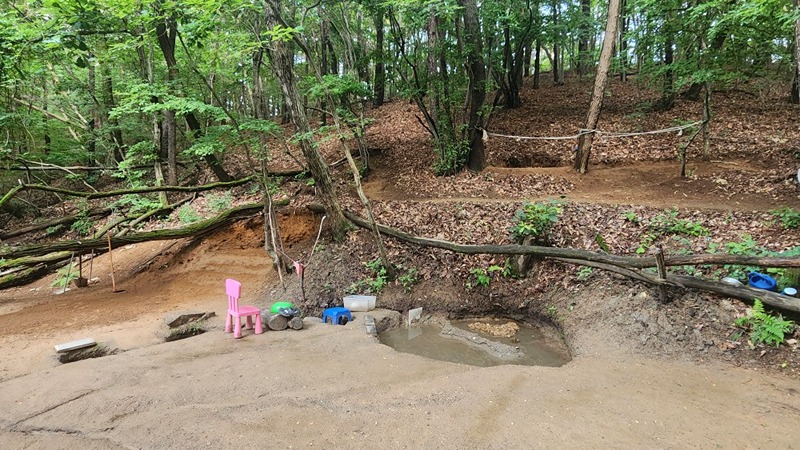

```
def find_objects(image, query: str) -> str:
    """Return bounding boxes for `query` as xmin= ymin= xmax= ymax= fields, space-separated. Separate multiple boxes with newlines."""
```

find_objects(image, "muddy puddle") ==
xmin=379 ymin=318 xmax=571 ymax=367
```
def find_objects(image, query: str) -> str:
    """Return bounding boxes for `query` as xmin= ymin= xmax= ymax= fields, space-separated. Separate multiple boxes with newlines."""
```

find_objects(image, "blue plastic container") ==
xmin=748 ymin=272 xmax=777 ymax=291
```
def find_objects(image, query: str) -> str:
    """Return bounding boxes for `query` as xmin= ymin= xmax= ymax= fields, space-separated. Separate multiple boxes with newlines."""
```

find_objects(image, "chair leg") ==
xmin=225 ymin=314 xmax=232 ymax=333
xmin=246 ymin=315 xmax=253 ymax=330
xmin=254 ymin=313 xmax=263 ymax=335
xmin=234 ymin=316 xmax=242 ymax=339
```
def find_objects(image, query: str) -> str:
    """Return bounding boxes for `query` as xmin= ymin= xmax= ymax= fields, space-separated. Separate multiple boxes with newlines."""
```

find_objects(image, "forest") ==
xmin=0 ymin=0 xmax=799 ymax=302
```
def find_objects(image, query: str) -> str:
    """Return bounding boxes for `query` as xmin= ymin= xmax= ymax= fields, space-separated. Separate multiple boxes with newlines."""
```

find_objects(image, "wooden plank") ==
xmin=54 ymin=338 xmax=96 ymax=353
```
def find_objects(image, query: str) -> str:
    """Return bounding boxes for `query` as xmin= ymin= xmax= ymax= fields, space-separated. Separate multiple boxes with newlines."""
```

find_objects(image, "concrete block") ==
xmin=54 ymin=338 xmax=96 ymax=353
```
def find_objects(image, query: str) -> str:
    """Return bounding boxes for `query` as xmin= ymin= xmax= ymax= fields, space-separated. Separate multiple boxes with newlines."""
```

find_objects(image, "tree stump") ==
xmin=267 ymin=314 xmax=288 ymax=331
xmin=288 ymin=316 xmax=304 ymax=330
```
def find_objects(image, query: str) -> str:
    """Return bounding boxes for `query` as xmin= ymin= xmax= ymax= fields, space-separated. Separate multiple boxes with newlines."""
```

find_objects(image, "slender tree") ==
xmin=573 ymin=0 xmax=622 ymax=173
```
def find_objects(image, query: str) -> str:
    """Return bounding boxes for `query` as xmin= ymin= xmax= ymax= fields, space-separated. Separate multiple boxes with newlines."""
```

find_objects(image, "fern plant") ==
xmin=734 ymin=299 xmax=795 ymax=348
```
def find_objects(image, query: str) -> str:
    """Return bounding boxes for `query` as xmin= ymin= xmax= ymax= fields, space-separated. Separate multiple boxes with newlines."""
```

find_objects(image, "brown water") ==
xmin=379 ymin=319 xmax=571 ymax=367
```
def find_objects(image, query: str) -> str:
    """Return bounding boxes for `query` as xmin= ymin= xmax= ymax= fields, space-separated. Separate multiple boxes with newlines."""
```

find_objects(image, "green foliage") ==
xmin=432 ymin=137 xmax=468 ymax=176
xmin=50 ymin=261 xmax=78 ymax=288
xmin=509 ymin=201 xmax=562 ymax=243
xmin=206 ymin=190 xmax=232 ymax=213
xmin=305 ymin=74 xmax=371 ymax=103
xmin=348 ymin=258 xmax=388 ymax=294
xmin=734 ymin=299 xmax=795 ymax=348
xmin=465 ymin=264 xmax=508 ymax=290
xmin=264 ymin=24 xmax=301 ymax=42
xmin=771 ymin=207 xmax=800 ymax=230
xmin=397 ymin=267 xmax=418 ymax=293
xmin=576 ymin=267 xmax=594 ymax=281
xmin=623 ymin=211 xmax=641 ymax=224
xmin=650 ymin=209 xmax=709 ymax=237
xmin=113 ymin=195 xmax=162 ymax=216
xmin=636 ymin=209 xmax=708 ymax=254
xmin=46 ymin=224 xmax=66 ymax=236
xmin=70 ymin=211 xmax=92 ymax=236
xmin=177 ymin=205 xmax=201 ymax=224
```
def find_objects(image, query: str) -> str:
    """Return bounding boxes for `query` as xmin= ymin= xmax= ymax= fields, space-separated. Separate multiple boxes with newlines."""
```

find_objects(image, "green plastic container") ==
xmin=270 ymin=301 xmax=295 ymax=314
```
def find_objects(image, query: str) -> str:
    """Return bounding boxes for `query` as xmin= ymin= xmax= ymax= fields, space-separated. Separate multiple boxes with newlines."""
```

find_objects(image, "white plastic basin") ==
xmin=343 ymin=295 xmax=376 ymax=312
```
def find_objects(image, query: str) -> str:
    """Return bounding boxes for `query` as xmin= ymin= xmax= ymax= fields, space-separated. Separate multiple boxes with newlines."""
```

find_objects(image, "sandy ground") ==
xmin=1 ymin=309 xmax=799 ymax=449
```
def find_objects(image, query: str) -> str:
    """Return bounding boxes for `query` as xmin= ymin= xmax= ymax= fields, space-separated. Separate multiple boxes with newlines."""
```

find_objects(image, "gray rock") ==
xmin=165 ymin=311 xmax=215 ymax=328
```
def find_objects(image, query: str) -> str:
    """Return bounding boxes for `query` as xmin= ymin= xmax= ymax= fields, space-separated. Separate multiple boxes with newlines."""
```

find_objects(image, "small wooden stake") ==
xmin=107 ymin=233 xmax=120 ymax=293
xmin=655 ymin=245 xmax=669 ymax=303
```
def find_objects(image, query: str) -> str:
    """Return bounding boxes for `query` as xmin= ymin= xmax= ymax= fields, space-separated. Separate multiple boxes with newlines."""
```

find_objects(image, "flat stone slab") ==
xmin=439 ymin=324 xmax=523 ymax=360
xmin=54 ymin=338 xmax=96 ymax=353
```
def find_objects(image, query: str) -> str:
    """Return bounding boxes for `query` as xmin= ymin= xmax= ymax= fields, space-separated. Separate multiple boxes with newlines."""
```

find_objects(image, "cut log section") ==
xmin=266 ymin=314 xmax=288 ymax=331
xmin=288 ymin=317 xmax=304 ymax=330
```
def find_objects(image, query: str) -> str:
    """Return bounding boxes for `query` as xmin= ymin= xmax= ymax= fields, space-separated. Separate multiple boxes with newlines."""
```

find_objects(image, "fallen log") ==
xmin=0 ymin=176 xmax=256 ymax=209
xmin=0 ymin=261 xmax=69 ymax=289
xmin=327 ymin=206 xmax=800 ymax=314
xmin=0 ymin=203 xmax=265 ymax=259
xmin=0 ymin=207 xmax=113 ymax=241
xmin=310 ymin=205 xmax=800 ymax=270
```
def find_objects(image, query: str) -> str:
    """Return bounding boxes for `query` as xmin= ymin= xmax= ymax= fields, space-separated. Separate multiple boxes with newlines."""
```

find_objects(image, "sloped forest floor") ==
xmin=1 ymin=77 xmax=800 ymax=447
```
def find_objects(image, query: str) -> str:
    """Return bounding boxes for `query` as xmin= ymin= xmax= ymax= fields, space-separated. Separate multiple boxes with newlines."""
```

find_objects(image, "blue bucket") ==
xmin=748 ymin=272 xmax=777 ymax=291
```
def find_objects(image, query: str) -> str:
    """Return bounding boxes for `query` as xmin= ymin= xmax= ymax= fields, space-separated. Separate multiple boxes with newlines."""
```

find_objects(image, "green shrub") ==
xmin=397 ymin=267 xmax=418 ymax=293
xmin=465 ymin=264 xmax=508 ymax=290
xmin=348 ymin=258 xmax=388 ymax=294
xmin=734 ymin=299 xmax=795 ymax=348
xmin=51 ymin=262 xmax=78 ymax=287
xmin=70 ymin=213 xmax=92 ymax=236
xmin=177 ymin=205 xmax=201 ymax=224
xmin=650 ymin=209 xmax=709 ymax=237
xmin=509 ymin=201 xmax=562 ymax=243
xmin=206 ymin=190 xmax=232 ymax=213
xmin=771 ymin=207 xmax=800 ymax=230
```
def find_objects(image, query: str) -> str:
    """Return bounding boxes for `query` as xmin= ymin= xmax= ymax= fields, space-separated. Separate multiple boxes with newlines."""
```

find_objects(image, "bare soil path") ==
xmin=1 ymin=309 xmax=798 ymax=449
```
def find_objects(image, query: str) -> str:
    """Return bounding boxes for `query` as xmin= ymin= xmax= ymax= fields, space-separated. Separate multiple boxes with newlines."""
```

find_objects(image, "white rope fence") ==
xmin=481 ymin=120 xmax=704 ymax=143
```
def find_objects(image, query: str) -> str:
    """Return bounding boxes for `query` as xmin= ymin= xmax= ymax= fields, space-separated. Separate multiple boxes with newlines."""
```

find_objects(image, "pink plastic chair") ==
xmin=224 ymin=278 xmax=263 ymax=338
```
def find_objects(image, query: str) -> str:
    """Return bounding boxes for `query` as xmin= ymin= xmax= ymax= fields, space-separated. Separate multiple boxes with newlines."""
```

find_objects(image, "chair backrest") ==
xmin=226 ymin=278 xmax=241 ymax=312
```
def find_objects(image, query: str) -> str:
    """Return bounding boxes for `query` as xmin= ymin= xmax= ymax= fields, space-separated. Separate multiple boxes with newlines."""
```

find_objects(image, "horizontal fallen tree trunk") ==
xmin=326 ymin=205 xmax=800 ymax=314
xmin=0 ymin=203 xmax=266 ymax=259
xmin=0 ymin=207 xmax=113 ymax=241
xmin=0 ymin=261 xmax=70 ymax=290
xmin=319 ymin=206 xmax=800 ymax=270
xmin=0 ymin=176 xmax=256 ymax=210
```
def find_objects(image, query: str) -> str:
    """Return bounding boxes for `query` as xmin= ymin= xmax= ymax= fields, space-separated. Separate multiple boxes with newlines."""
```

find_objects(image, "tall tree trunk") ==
xmin=577 ymin=0 xmax=591 ymax=78
xmin=459 ymin=0 xmax=487 ymax=172
xmin=573 ymin=0 xmax=621 ymax=173
xmin=533 ymin=39 xmax=541 ymax=89
xmin=263 ymin=0 xmax=347 ymax=241
xmin=523 ymin=41 xmax=532 ymax=78
xmin=43 ymin=81 xmax=50 ymax=154
xmin=87 ymin=61 xmax=97 ymax=164
xmin=155 ymin=18 xmax=179 ymax=185
xmin=101 ymin=68 xmax=125 ymax=162
xmin=794 ymin=0 xmax=800 ymax=103
xmin=155 ymin=15 xmax=231 ymax=183
xmin=373 ymin=7 xmax=386 ymax=107
xmin=619 ymin=0 xmax=628 ymax=82
xmin=552 ymin=0 xmax=564 ymax=85
xmin=659 ymin=32 xmax=675 ymax=110
xmin=320 ymin=16 xmax=329 ymax=126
